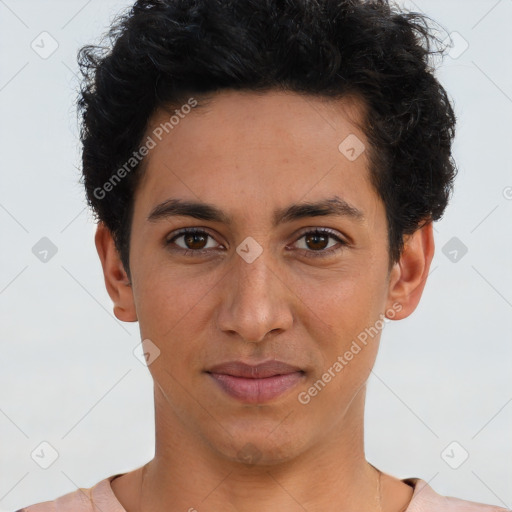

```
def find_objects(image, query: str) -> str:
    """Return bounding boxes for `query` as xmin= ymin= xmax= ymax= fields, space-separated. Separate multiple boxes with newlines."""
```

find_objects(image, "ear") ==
xmin=95 ymin=222 xmax=137 ymax=322
xmin=385 ymin=221 xmax=435 ymax=320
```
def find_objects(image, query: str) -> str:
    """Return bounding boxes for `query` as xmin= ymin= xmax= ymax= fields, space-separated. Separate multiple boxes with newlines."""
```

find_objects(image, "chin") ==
xmin=205 ymin=421 xmax=313 ymax=467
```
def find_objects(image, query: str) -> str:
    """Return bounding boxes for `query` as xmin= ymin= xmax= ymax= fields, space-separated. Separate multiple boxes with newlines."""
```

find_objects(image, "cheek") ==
xmin=132 ymin=260 xmax=218 ymax=358
xmin=293 ymin=270 xmax=387 ymax=402
xmin=300 ymin=277 xmax=384 ymax=404
xmin=296 ymin=267 xmax=386 ymax=340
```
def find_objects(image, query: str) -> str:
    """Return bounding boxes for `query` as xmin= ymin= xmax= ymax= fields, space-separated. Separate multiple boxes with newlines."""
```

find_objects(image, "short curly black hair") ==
xmin=77 ymin=0 xmax=457 ymax=278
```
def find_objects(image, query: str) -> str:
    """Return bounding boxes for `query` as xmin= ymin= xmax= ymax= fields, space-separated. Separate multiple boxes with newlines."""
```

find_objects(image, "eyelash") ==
xmin=165 ymin=227 xmax=347 ymax=258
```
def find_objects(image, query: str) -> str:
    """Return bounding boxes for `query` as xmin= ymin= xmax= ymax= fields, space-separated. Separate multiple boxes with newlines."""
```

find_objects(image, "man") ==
xmin=17 ymin=0 xmax=509 ymax=510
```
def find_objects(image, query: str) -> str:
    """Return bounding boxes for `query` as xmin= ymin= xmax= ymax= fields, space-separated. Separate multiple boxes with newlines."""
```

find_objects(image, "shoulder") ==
xmin=14 ymin=474 xmax=125 ymax=512
xmin=14 ymin=487 xmax=92 ymax=512
xmin=403 ymin=477 xmax=511 ymax=512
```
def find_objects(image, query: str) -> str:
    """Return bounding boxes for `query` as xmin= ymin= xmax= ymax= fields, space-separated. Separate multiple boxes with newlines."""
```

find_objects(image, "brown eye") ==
xmin=181 ymin=232 xmax=208 ymax=250
xmin=166 ymin=228 xmax=221 ymax=255
xmin=304 ymin=232 xmax=330 ymax=251
xmin=293 ymin=229 xmax=347 ymax=257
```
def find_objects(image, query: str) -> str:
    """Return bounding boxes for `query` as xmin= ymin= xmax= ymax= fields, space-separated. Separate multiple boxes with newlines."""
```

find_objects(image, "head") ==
xmin=79 ymin=0 xmax=456 ymax=465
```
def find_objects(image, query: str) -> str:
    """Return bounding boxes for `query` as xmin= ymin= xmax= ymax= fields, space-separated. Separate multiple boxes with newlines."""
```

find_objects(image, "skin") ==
xmin=95 ymin=90 xmax=434 ymax=512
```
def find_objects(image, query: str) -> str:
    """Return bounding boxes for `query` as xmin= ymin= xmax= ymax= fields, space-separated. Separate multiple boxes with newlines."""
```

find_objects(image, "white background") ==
xmin=0 ymin=0 xmax=511 ymax=510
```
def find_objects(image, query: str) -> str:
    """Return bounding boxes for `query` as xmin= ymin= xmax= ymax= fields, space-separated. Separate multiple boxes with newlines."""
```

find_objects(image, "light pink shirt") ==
xmin=17 ymin=474 xmax=510 ymax=512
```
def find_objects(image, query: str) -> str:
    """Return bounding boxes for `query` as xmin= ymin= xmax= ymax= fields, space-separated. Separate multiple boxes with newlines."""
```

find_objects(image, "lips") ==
xmin=207 ymin=360 xmax=303 ymax=378
xmin=206 ymin=360 xmax=305 ymax=403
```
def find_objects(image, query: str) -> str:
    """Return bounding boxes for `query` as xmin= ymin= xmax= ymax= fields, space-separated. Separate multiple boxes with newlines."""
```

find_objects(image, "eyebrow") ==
xmin=147 ymin=196 xmax=365 ymax=227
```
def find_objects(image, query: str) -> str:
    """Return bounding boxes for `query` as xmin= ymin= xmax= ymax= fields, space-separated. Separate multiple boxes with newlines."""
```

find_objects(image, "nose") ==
xmin=216 ymin=247 xmax=294 ymax=344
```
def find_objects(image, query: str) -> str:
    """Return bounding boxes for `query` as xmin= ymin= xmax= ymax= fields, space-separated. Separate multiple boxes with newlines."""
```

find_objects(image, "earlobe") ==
xmin=385 ymin=221 xmax=435 ymax=321
xmin=94 ymin=222 xmax=138 ymax=322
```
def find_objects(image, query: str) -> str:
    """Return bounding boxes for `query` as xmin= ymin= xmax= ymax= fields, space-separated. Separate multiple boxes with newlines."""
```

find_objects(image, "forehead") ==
xmin=145 ymin=89 xmax=368 ymax=158
xmin=133 ymin=89 xmax=381 ymax=227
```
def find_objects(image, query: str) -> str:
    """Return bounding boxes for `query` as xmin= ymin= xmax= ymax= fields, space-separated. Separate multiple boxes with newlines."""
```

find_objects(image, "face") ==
xmin=100 ymin=90 xmax=431 ymax=466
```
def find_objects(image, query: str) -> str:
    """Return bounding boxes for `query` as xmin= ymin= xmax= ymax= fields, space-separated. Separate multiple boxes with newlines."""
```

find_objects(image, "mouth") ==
xmin=205 ymin=360 xmax=306 ymax=404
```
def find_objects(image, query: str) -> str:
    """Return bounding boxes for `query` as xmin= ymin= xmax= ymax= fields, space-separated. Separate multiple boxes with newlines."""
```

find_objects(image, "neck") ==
xmin=129 ymin=383 xmax=386 ymax=512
